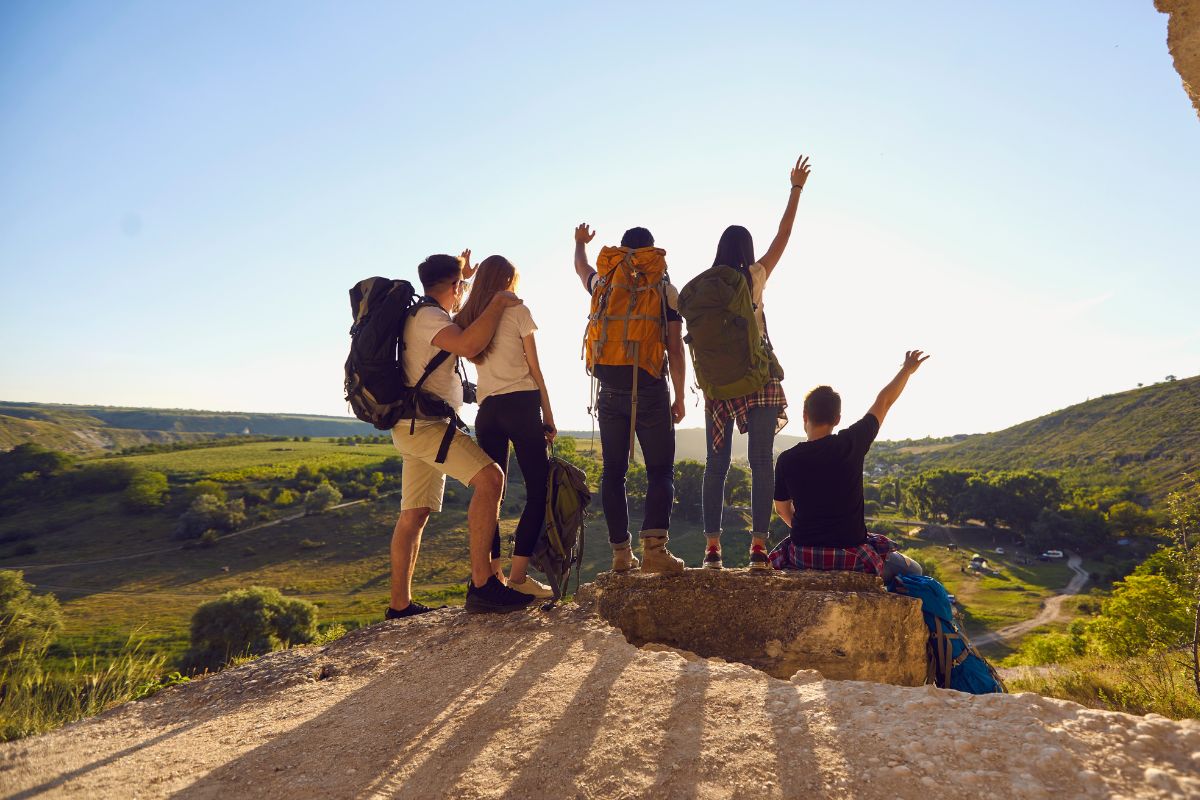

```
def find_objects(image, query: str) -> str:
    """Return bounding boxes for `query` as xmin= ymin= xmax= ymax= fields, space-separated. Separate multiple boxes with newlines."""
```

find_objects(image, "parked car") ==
xmin=994 ymin=547 xmax=1005 ymax=554
xmin=1040 ymin=549 xmax=1064 ymax=559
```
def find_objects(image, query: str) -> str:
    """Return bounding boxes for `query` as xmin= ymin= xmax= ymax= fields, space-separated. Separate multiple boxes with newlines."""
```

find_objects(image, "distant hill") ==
xmin=0 ymin=402 xmax=377 ymax=455
xmin=559 ymin=427 xmax=804 ymax=463
xmin=872 ymin=375 xmax=1200 ymax=498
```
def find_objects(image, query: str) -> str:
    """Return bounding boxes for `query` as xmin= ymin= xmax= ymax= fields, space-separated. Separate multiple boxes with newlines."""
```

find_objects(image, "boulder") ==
xmin=577 ymin=567 xmax=928 ymax=685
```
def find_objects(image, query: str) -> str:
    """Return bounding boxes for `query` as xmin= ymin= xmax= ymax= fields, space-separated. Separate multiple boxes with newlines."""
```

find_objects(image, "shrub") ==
xmin=174 ymin=496 xmax=246 ymax=539
xmin=274 ymin=489 xmax=298 ymax=507
xmin=182 ymin=480 xmax=227 ymax=504
xmin=198 ymin=530 xmax=220 ymax=548
xmin=66 ymin=462 xmax=139 ymax=495
xmin=298 ymin=538 xmax=325 ymax=550
xmin=0 ymin=570 xmax=62 ymax=666
xmin=123 ymin=470 xmax=169 ymax=511
xmin=182 ymin=586 xmax=316 ymax=673
xmin=303 ymin=482 xmax=342 ymax=514
xmin=907 ymin=552 xmax=941 ymax=581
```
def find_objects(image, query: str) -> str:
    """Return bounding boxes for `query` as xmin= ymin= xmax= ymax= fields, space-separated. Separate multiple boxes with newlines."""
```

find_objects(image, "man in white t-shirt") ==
xmin=387 ymin=252 xmax=536 ymax=618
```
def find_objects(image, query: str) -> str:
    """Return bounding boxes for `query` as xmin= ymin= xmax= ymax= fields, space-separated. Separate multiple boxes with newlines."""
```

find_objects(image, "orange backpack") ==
xmin=584 ymin=245 xmax=670 ymax=381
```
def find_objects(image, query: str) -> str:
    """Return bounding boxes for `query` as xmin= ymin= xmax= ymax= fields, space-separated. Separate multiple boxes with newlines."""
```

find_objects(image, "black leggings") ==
xmin=475 ymin=389 xmax=548 ymax=559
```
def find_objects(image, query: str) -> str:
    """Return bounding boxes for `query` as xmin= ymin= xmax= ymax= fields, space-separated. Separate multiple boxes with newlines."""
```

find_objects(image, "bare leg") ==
xmin=390 ymin=507 xmax=431 ymax=610
xmin=468 ymin=463 xmax=506 ymax=588
xmin=491 ymin=557 xmax=507 ymax=584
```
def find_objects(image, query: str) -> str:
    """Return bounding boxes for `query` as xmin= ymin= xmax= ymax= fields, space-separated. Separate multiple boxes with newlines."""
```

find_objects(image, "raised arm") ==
xmin=867 ymin=350 xmax=930 ymax=428
xmin=574 ymin=223 xmax=598 ymax=292
xmin=759 ymin=155 xmax=812 ymax=278
xmin=522 ymin=331 xmax=556 ymax=444
xmin=432 ymin=292 xmax=523 ymax=359
xmin=667 ymin=320 xmax=686 ymax=424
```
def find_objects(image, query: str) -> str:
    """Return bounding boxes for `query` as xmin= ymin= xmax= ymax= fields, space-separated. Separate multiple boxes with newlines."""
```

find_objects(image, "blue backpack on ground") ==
xmin=888 ymin=574 xmax=1006 ymax=695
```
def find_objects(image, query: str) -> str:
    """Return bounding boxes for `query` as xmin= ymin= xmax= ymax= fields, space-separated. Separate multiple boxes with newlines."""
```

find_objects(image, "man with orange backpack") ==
xmin=574 ymin=223 xmax=687 ymax=574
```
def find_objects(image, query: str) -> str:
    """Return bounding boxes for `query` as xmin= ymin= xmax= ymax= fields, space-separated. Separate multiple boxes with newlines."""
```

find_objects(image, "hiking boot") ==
xmin=702 ymin=544 xmax=723 ymax=570
xmin=749 ymin=542 xmax=771 ymax=572
xmin=640 ymin=533 xmax=685 ymax=575
xmin=612 ymin=542 xmax=640 ymax=572
xmin=384 ymin=601 xmax=441 ymax=620
xmin=508 ymin=575 xmax=554 ymax=600
xmin=465 ymin=576 xmax=536 ymax=614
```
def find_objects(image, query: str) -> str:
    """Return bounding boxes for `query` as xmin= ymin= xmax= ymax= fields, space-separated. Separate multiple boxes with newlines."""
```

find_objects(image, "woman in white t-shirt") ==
xmin=455 ymin=255 xmax=557 ymax=599
xmin=700 ymin=155 xmax=811 ymax=572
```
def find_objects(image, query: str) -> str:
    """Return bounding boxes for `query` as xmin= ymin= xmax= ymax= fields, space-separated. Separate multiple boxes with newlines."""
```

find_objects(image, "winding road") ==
xmin=973 ymin=553 xmax=1089 ymax=646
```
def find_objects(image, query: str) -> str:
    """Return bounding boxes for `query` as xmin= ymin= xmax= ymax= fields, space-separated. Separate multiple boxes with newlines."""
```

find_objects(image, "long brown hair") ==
xmin=454 ymin=255 xmax=519 ymax=363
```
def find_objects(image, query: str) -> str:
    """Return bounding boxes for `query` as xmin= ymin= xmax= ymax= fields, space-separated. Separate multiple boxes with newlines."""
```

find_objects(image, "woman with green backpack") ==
xmin=679 ymin=155 xmax=811 ymax=571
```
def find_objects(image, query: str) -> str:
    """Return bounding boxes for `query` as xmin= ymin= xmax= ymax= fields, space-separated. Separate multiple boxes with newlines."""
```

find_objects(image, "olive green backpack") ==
xmin=678 ymin=265 xmax=781 ymax=401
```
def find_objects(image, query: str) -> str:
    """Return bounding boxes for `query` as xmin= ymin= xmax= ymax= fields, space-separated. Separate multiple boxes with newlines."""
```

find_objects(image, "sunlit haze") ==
xmin=2 ymin=2 xmax=1198 ymax=440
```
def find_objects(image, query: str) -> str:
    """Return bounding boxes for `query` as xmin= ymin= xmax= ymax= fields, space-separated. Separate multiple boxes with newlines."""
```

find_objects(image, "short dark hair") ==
xmin=803 ymin=385 xmax=841 ymax=426
xmin=417 ymin=254 xmax=462 ymax=293
xmin=620 ymin=227 xmax=654 ymax=248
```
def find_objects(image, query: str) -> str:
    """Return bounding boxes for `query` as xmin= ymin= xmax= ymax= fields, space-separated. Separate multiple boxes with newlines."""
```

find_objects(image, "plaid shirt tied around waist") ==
xmin=768 ymin=532 xmax=899 ymax=576
xmin=707 ymin=378 xmax=788 ymax=451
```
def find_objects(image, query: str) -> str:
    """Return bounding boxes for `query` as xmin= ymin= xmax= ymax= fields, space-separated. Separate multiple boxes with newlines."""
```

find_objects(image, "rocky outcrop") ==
xmin=2 ymin=604 xmax=1200 ymax=799
xmin=578 ymin=568 xmax=928 ymax=684
xmin=1157 ymin=0 xmax=1200 ymax=118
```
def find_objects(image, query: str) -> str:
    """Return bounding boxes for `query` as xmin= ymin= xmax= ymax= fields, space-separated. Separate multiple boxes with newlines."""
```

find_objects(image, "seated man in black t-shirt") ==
xmin=771 ymin=350 xmax=929 ymax=579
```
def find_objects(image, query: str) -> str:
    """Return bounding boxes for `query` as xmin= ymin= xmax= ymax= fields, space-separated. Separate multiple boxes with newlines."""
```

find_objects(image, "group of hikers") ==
xmin=353 ymin=155 xmax=930 ymax=618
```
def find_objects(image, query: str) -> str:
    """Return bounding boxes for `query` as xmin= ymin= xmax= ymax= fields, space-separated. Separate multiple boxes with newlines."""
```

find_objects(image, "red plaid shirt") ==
xmin=768 ymin=533 xmax=899 ymax=576
xmin=707 ymin=378 xmax=788 ymax=451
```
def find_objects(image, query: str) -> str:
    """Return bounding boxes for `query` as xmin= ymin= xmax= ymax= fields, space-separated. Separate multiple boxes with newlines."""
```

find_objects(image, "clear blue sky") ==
xmin=2 ymin=1 xmax=1197 ymax=440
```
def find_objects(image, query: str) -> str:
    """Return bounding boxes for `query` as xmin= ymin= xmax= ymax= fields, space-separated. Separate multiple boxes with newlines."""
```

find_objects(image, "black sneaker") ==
xmin=465 ymin=575 xmax=536 ymax=614
xmin=385 ymin=601 xmax=441 ymax=620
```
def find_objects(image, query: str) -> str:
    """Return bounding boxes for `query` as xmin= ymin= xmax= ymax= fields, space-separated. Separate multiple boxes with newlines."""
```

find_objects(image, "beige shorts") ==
xmin=390 ymin=421 xmax=495 ymax=512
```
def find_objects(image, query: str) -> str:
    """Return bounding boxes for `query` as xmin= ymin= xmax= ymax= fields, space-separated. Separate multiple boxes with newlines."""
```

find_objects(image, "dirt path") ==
xmin=2 ymin=598 xmax=1198 ymax=799
xmin=974 ymin=553 xmax=1090 ymax=647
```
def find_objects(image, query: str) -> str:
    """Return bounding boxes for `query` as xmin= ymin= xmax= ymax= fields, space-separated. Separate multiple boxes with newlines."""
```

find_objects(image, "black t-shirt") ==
xmin=773 ymin=413 xmax=881 ymax=548
xmin=587 ymin=271 xmax=681 ymax=390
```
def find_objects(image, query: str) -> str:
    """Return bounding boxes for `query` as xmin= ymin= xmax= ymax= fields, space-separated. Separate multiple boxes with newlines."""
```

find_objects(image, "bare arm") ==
xmin=666 ymin=321 xmax=687 ymax=423
xmin=574 ymin=223 xmax=597 ymax=292
xmin=522 ymin=331 xmax=556 ymax=444
xmin=774 ymin=499 xmax=795 ymax=527
xmin=867 ymin=350 xmax=930 ymax=428
xmin=759 ymin=155 xmax=812 ymax=278
xmin=432 ymin=293 xmax=522 ymax=358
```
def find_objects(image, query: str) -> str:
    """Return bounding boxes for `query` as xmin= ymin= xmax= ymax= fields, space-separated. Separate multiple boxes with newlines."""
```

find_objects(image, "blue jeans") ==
xmin=597 ymin=384 xmax=675 ymax=543
xmin=702 ymin=405 xmax=779 ymax=536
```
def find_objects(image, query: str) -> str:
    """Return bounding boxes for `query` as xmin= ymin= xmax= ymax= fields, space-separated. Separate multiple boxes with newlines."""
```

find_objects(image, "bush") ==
xmin=182 ymin=587 xmax=317 ymax=673
xmin=298 ymin=538 xmax=325 ymax=550
xmin=174 ymin=496 xmax=246 ymax=539
xmin=66 ymin=462 xmax=140 ymax=495
xmin=198 ymin=530 xmax=220 ymax=548
xmin=303 ymin=482 xmax=342 ymax=514
xmin=182 ymin=480 xmax=227 ymax=504
xmin=273 ymin=489 xmax=298 ymax=507
xmin=0 ymin=570 xmax=62 ymax=666
xmin=123 ymin=470 xmax=169 ymax=512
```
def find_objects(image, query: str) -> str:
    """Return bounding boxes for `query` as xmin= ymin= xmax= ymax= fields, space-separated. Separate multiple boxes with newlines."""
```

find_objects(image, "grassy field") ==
xmin=97 ymin=439 xmax=400 ymax=482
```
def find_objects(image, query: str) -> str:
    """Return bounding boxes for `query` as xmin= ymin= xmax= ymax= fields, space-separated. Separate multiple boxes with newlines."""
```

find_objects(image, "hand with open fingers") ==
xmin=791 ymin=155 xmax=812 ymax=190
xmin=575 ymin=223 xmax=596 ymax=244
xmin=903 ymin=350 xmax=930 ymax=373
xmin=672 ymin=397 xmax=686 ymax=425
xmin=493 ymin=290 xmax=523 ymax=308
xmin=459 ymin=249 xmax=477 ymax=280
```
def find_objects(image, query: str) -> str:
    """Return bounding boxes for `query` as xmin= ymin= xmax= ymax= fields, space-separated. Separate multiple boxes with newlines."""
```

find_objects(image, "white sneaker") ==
xmin=508 ymin=576 xmax=554 ymax=599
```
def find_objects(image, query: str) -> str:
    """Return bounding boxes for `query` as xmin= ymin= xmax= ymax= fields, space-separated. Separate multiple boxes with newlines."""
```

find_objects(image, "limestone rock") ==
xmin=577 ymin=567 xmax=928 ymax=685
xmin=1157 ymin=0 xmax=1200 ymax=119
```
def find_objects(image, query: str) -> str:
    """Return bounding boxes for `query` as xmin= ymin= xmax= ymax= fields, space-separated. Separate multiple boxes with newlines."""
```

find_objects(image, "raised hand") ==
xmin=575 ymin=223 xmax=596 ymax=244
xmin=460 ymin=249 xmax=477 ymax=279
xmin=791 ymin=155 xmax=811 ymax=190
xmin=903 ymin=350 xmax=930 ymax=373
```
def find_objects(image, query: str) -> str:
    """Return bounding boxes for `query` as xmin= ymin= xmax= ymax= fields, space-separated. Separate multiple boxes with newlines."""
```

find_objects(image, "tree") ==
xmin=123 ymin=470 xmax=169 ymax=512
xmin=725 ymin=465 xmax=751 ymax=506
xmin=673 ymin=460 xmax=705 ymax=519
xmin=1106 ymin=501 xmax=1156 ymax=538
xmin=303 ymin=482 xmax=342 ymax=514
xmin=1089 ymin=573 xmax=1192 ymax=659
xmin=182 ymin=480 xmax=226 ymax=504
xmin=175 ymin=496 xmax=246 ymax=539
xmin=0 ymin=570 xmax=62 ymax=666
xmin=988 ymin=470 xmax=1063 ymax=532
xmin=182 ymin=587 xmax=316 ymax=673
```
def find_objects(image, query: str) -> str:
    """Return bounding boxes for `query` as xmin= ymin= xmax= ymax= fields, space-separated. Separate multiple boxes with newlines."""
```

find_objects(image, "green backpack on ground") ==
xmin=531 ymin=454 xmax=591 ymax=601
xmin=678 ymin=265 xmax=776 ymax=401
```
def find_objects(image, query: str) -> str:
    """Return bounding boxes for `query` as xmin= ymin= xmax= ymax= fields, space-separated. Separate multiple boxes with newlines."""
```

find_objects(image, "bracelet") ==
xmin=791 ymin=184 xmax=804 ymax=191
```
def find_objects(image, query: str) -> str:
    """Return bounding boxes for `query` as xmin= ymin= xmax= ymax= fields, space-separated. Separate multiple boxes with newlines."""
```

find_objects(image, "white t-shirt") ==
xmin=402 ymin=305 xmax=463 ymax=415
xmin=748 ymin=262 xmax=768 ymax=335
xmin=475 ymin=305 xmax=539 ymax=403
